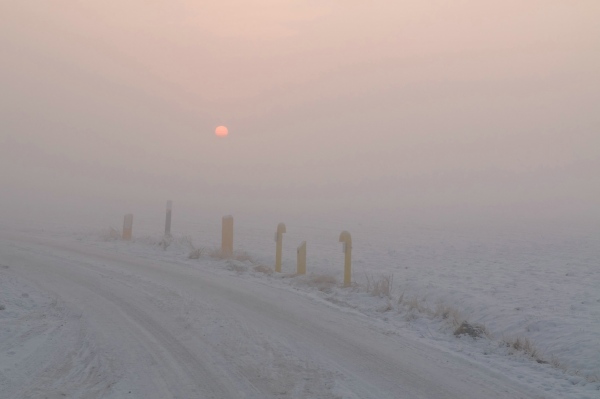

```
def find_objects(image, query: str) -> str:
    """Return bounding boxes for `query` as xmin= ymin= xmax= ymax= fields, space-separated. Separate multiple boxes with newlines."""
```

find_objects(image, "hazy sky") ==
xmin=1 ymin=1 xmax=599 ymax=227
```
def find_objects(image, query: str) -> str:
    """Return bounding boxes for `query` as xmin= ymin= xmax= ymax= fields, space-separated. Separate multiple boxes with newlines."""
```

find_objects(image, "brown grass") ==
xmin=503 ymin=336 xmax=544 ymax=363
xmin=364 ymin=274 xmax=394 ymax=298
xmin=434 ymin=304 xmax=464 ymax=327
xmin=454 ymin=322 xmax=487 ymax=339
xmin=188 ymin=247 xmax=204 ymax=259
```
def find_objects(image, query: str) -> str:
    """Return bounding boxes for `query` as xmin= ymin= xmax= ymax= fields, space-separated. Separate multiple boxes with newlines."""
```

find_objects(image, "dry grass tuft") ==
xmin=310 ymin=274 xmax=337 ymax=285
xmin=187 ymin=237 xmax=205 ymax=259
xmin=179 ymin=235 xmax=194 ymax=248
xmin=100 ymin=227 xmax=121 ymax=241
xmin=406 ymin=297 xmax=426 ymax=313
xmin=208 ymin=248 xmax=229 ymax=259
xmin=404 ymin=310 xmax=418 ymax=321
xmin=503 ymin=336 xmax=544 ymax=363
xmin=308 ymin=274 xmax=337 ymax=292
xmin=397 ymin=293 xmax=428 ymax=314
xmin=434 ymin=304 xmax=464 ymax=327
xmin=399 ymin=296 xmax=428 ymax=322
xmin=396 ymin=292 xmax=405 ymax=306
xmin=158 ymin=235 xmax=173 ymax=250
xmin=550 ymin=355 xmax=564 ymax=369
xmin=233 ymin=252 xmax=253 ymax=262
xmin=549 ymin=355 xmax=568 ymax=371
xmin=209 ymin=248 xmax=254 ymax=263
xmin=397 ymin=296 xmax=491 ymax=340
xmin=253 ymin=264 xmax=274 ymax=275
xmin=454 ymin=321 xmax=487 ymax=339
xmin=377 ymin=299 xmax=393 ymax=313
xmin=188 ymin=247 xmax=204 ymax=259
xmin=365 ymin=274 xmax=394 ymax=298
xmin=504 ymin=339 xmax=600 ymax=382
xmin=227 ymin=261 xmax=248 ymax=274
xmin=586 ymin=374 xmax=599 ymax=383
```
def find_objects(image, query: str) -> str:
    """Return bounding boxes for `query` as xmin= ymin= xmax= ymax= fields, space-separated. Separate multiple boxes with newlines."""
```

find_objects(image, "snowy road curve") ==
xmin=1 ymin=234 xmax=549 ymax=398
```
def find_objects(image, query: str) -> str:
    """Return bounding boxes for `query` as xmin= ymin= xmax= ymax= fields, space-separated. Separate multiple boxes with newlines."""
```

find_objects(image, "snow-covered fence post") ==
xmin=339 ymin=231 xmax=352 ymax=287
xmin=221 ymin=215 xmax=234 ymax=257
xmin=297 ymin=241 xmax=306 ymax=275
xmin=122 ymin=214 xmax=133 ymax=241
xmin=275 ymin=223 xmax=286 ymax=272
xmin=164 ymin=200 xmax=173 ymax=236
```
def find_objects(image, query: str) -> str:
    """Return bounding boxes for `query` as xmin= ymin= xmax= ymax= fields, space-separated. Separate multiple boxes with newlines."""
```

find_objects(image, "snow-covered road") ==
xmin=1 ymin=234 xmax=557 ymax=398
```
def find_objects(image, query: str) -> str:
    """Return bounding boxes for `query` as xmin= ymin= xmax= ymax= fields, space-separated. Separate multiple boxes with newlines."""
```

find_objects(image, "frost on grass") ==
xmin=454 ymin=321 xmax=486 ymax=339
xmin=253 ymin=265 xmax=274 ymax=275
xmin=155 ymin=234 xmax=195 ymax=251
xmin=227 ymin=260 xmax=249 ymax=274
xmin=158 ymin=234 xmax=173 ymax=250
xmin=364 ymin=274 xmax=394 ymax=298
xmin=188 ymin=247 xmax=205 ymax=259
xmin=208 ymin=248 xmax=254 ymax=263
xmin=502 ymin=336 xmax=545 ymax=363
xmin=88 ymin=228 xmax=599 ymax=385
xmin=305 ymin=274 xmax=337 ymax=292
xmin=433 ymin=303 xmax=463 ymax=327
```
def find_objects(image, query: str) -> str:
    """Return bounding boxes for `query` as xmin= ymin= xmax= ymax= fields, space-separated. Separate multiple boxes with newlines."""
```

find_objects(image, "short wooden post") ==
xmin=275 ymin=223 xmax=286 ymax=272
xmin=164 ymin=200 xmax=173 ymax=236
xmin=221 ymin=215 xmax=234 ymax=257
xmin=122 ymin=214 xmax=133 ymax=241
xmin=297 ymin=241 xmax=306 ymax=275
xmin=339 ymin=231 xmax=352 ymax=287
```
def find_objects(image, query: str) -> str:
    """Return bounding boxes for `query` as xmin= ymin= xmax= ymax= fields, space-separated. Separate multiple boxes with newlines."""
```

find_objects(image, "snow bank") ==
xmin=74 ymin=219 xmax=600 ymax=388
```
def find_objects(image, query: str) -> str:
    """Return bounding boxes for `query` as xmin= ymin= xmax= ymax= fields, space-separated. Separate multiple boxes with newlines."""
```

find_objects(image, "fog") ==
xmin=1 ymin=1 xmax=599 ymax=231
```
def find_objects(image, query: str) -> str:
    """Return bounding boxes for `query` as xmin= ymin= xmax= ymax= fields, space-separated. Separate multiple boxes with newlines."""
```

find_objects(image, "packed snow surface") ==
xmin=0 ymin=216 xmax=598 ymax=398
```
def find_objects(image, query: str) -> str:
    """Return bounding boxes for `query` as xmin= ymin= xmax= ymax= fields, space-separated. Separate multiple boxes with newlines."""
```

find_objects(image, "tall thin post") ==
xmin=297 ymin=241 xmax=306 ymax=275
xmin=221 ymin=215 xmax=234 ymax=257
xmin=275 ymin=223 xmax=286 ymax=272
xmin=164 ymin=200 xmax=173 ymax=236
xmin=339 ymin=231 xmax=352 ymax=287
xmin=122 ymin=214 xmax=133 ymax=241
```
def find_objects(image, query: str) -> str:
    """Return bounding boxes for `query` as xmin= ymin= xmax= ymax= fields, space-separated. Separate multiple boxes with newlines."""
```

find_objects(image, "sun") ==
xmin=215 ymin=125 xmax=228 ymax=137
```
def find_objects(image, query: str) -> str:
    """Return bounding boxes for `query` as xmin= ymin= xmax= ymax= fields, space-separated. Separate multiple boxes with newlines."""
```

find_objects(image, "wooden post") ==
xmin=164 ymin=200 xmax=172 ymax=236
xmin=221 ymin=215 xmax=233 ymax=257
xmin=122 ymin=214 xmax=133 ymax=241
xmin=339 ymin=231 xmax=352 ymax=287
xmin=297 ymin=241 xmax=306 ymax=275
xmin=275 ymin=223 xmax=286 ymax=273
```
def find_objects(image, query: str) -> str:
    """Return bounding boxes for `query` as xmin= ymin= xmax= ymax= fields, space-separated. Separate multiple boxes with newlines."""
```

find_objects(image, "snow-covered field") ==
xmin=0 ymin=215 xmax=599 ymax=398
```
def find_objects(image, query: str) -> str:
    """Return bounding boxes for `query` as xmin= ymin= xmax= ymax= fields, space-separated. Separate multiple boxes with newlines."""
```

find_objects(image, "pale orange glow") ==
xmin=1 ymin=1 xmax=599 ymax=227
xmin=215 ymin=125 xmax=228 ymax=137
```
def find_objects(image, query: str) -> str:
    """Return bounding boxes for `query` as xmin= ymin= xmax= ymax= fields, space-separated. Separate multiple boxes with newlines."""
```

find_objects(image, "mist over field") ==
xmin=1 ymin=1 xmax=599 ymax=232
xmin=2 ymin=3 xmax=600 ymax=398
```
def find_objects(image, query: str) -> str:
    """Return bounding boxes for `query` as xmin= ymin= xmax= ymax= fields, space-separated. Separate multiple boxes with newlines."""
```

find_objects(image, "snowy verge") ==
xmin=75 ymin=229 xmax=600 ymax=397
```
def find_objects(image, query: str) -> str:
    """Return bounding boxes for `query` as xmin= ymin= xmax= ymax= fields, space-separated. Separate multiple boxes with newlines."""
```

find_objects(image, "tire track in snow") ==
xmin=0 ymin=266 xmax=116 ymax=399
xmin=2 ymin=233 xmax=558 ymax=398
